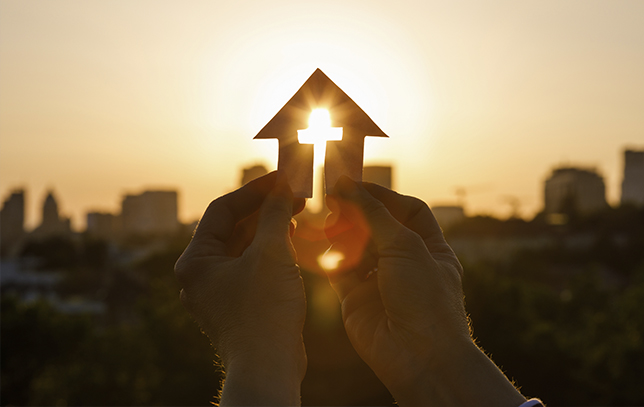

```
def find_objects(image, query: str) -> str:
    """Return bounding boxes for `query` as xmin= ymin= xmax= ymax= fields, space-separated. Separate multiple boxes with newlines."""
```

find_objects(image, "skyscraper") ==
xmin=241 ymin=164 xmax=269 ymax=186
xmin=32 ymin=190 xmax=71 ymax=237
xmin=1 ymin=190 xmax=25 ymax=254
xmin=86 ymin=212 xmax=118 ymax=239
xmin=431 ymin=205 xmax=465 ymax=231
xmin=42 ymin=192 xmax=59 ymax=227
xmin=120 ymin=190 xmax=179 ymax=235
xmin=363 ymin=165 xmax=393 ymax=189
xmin=544 ymin=167 xmax=608 ymax=216
xmin=621 ymin=149 xmax=644 ymax=207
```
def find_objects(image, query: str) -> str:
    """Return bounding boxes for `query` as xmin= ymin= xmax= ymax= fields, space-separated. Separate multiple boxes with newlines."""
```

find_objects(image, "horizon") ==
xmin=2 ymin=153 xmax=638 ymax=232
xmin=2 ymin=1 xmax=643 ymax=229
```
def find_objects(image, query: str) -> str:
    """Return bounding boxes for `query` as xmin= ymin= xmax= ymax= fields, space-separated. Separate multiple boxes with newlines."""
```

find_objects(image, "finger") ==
xmin=361 ymin=183 xmax=458 ymax=260
xmin=323 ymin=204 xmax=356 ymax=243
xmin=226 ymin=211 xmax=260 ymax=257
xmin=199 ymin=181 xmax=304 ymax=258
xmin=323 ymin=206 xmax=375 ymax=269
xmin=209 ymin=199 xmax=302 ymax=258
xmin=253 ymin=172 xmax=294 ymax=248
xmin=331 ymin=176 xmax=406 ymax=255
xmin=289 ymin=218 xmax=297 ymax=238
xmin=323 ymin=206 xmax=378 ymax=301
xmin=293 ymin=198 xmax=306 ymax=216
xmin=323 ymin=241 xmax=377 ymax=300
xmin=189 ymin=171 xmax=278 ymax=257
xmin=327 ymin=268 xmax=362 ymax=302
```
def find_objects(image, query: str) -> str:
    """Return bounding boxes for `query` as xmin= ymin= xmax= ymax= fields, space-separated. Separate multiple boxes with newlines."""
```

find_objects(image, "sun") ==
xmin=298 ymin=109 xmax=342 ymax=147
xmin=296 ymin=109 xmax=344 ymax=212
xmin=308 ymin=108 xmax=332 ymax=129
xmin=298 ymin=108 xmax=343 ymax=167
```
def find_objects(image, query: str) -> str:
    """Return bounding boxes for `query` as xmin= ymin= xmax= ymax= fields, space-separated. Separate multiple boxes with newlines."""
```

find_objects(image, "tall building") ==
xmin=121 ymin=190 xmax=178 ymax=235
xmin=621 ymin=149 xmax=644 ymax=207
xmin=431 ymin=205 xmax=465 ymax=231
xmin=241 ymin=164 xmax=269 ymax=186
xmin=86 ymin=212 xmax=118 ymax=239
xmin=32 ymin=190 xmax=71 ymax=237
xmin=42 ymin=192 xmax=59 ymax=227
xmin=544 ymin=167 xmax=608 ymax=216
xmin=363 ymin=165 xmax=393 ymax=189
xmin=1 ymin=190 xmax=25 ymax=253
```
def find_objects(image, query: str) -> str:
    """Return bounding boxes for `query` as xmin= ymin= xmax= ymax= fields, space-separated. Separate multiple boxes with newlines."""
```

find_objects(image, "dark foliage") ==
xmin=2 ymin=207 xmax=643 ymax=406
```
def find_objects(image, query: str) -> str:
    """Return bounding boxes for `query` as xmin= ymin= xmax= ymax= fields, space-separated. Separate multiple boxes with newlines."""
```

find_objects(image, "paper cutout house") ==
xmin=254 ymin=69 xmax=388 ymax=198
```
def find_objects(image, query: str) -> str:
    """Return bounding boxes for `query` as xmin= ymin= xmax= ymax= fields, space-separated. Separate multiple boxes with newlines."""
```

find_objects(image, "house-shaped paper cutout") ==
xmin=254 ymin=68 xmax=388 ymax=198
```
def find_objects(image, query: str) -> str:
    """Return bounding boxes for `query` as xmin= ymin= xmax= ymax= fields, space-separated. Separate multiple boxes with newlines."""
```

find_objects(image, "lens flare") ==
xmin=298 ymin=109 xmax=342 ymax=145
xmin=317 ymin=248 xmax=345 ymax=272
xmin=309 ymin=108 xmax=332 ymax=128
xmin=298 ymin=109 xmax=343 ymax=212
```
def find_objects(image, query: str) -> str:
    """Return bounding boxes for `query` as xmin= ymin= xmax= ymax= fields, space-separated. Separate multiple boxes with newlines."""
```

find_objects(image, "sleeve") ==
xmin=517 ymin=399 xmax=545 ymax=407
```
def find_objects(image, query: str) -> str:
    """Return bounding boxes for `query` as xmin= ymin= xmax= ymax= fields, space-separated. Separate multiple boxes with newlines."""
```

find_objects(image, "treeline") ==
xmin=2 ymin=207 xmax=643 ymax=406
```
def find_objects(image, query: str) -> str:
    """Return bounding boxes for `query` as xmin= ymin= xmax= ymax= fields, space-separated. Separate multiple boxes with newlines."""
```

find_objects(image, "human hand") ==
xmin=324 ymin=177 xmax=526 ymax=406
xmin=175 ymin=172 xmax=307 ymax=406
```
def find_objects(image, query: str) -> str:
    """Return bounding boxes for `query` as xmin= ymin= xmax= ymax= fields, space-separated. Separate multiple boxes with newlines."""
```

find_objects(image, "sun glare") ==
xmin=318 ymin=249 xmax=345 ymax=272
xmin=309 ymin=108 xmax=332 ymax=128
xmin=298 ymin=109 xmax=343 ymax=212
xmin=298 ymin=109 xmax=342 ymax=145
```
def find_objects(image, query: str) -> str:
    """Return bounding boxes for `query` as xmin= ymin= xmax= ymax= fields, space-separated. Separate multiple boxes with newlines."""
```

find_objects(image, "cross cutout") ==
xmin=254 ymin=69 xmax=388 ymax=198
xmin=297 ymin=109 xmax=343 ymax=209
xmin=298 ymin=108 xmax=343 ymax=164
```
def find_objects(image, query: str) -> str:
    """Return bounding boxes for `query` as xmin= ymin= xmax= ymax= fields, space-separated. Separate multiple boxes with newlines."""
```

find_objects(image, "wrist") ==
xmin=389 ymin=339 xmax=526 ymax=407
xmin=219 ymin=338 xmax=307 ymax=406
xmin=221 ymin=360 xmax=304 ymax=406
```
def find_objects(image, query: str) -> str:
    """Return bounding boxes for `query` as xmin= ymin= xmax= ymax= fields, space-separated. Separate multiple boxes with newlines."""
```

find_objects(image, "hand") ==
xmin=324 ymin=176 xmax=526 ymax=406
xmin=175 ymin=172 xmax=307 ymax=406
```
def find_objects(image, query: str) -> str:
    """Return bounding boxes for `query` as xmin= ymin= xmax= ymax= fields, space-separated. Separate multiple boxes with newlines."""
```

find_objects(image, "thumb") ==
xmin=332 ymin=176 xmax=407 ymax=256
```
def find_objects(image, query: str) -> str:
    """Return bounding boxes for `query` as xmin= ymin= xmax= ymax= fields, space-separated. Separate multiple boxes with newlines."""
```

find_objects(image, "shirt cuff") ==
xmin=518 ymin=399 xmax=544 ymax=407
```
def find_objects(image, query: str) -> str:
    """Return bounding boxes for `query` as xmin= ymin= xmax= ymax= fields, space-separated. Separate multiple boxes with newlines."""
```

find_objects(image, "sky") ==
xmin=1 ymin=0 xmax=643 ymax=230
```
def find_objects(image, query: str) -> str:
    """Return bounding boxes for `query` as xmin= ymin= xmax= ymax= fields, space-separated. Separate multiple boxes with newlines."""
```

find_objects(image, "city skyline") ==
xmin=1 ymin=1 xmax=643 ymax=228
xmin=3 ymin=151 xmax=642 ymax=233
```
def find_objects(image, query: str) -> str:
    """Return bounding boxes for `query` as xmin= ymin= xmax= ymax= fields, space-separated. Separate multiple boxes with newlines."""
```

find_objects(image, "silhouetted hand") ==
xmin=324 ymin=176 xmax=526 ymax=407
xmin=175 ymin=172 xmax=306 ymax=406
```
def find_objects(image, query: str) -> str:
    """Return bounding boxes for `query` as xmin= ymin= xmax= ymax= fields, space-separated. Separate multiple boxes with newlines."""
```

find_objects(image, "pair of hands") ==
xmin=175 ymin=172 xmax=526 ymax=406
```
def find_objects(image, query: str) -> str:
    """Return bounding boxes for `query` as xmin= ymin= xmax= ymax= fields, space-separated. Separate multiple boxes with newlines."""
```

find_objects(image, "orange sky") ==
xmin=1 ymin=0 xmax=643 ymax=229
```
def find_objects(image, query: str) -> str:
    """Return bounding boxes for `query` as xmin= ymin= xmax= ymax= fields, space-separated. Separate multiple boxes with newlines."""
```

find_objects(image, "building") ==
xmin=121 ymin=190 xmax=178 ymax=235
xmin=86 ymin=212 xmax=119 ymax=239
xmin=1 ymin=190 xmax=25 ymax=256
xmin=544 ymin=167 xmax=608 ymax=217
xmin=32 ymin=190 xmax=71 ymax=238
xmin=363 ymin=165 xmax=393 ymax=189
xmin=621 ymin=149 xmax=644 ymax=207
xmin=431 ymin=206 xmax=466 ymax=231
xmin=241 ymin=164 xmax=269 ymax=186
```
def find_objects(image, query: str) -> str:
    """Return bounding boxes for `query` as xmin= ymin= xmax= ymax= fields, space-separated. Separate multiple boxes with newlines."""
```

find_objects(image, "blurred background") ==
xmin=1 ymin=1 xmax=643 ymax=405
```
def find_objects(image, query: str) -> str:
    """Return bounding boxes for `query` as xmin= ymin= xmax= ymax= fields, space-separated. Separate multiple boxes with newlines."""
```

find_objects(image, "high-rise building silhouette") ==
xmin=86 ymin=212 xmax=118 ymax=239
xmin=363 ymin=165 xmax=393 ymax=189
xmin=32 ymin=190 xmax=71 ymax=237
xmin=1 ymin=190 xmax=25 ymax=254
xmin=621 ymin=149 xmax=644 ymax=207
xmin=431 ymin=206 xmax=465 ymax=231
xmin=241 ymin=164 xmax=269 ymax=186
xmin=42 ymin=192 xmax=59 ymax=226
xmin=121 ymin=190 xmax=178 ymax=235
xmin=544 ymin=167 xmax=608 ymax=216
